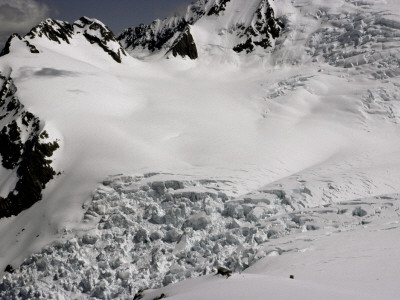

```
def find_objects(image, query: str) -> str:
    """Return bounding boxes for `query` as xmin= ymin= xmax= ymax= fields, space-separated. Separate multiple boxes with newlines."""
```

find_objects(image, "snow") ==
xmin=0 ymin=0 xmax=400 ymax=298
xmin=2 ymin=175 xmax=400 ymax=299
xmin=0 ymin=168 xmax=18 ymax=198
xmin=140 ymin=195 xmax=400 ymax=300
xmin=190 ymin=0 xmax=279 ymax=53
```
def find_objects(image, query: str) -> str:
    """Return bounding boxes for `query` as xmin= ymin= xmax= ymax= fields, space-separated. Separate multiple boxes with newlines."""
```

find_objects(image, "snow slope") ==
xmin=0 ymin=0 xmax=400 ymax=298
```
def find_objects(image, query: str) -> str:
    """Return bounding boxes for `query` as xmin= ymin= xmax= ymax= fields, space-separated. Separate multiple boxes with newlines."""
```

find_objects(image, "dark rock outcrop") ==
xmin=83 ymin=33 xmax=123 ymax=63
xmin=233 ymin=0 xmax=284 ymax=53
xmin=207 ymin=0 xmax=231 ymax=16
xmin=0 ymin=34 xmax=39 ymax=57
xmin=169 ymin=27 xmax=198 ymax=59
xmin=75 ymin=17 xmax=127 ymax=63
xmin=216 ymin=267 xmax=232 ymax=277
xmin=0 ymin=34 xmax=20 ymax=57
xmin=118 ymin=0 xmax=284 ymax=58
xmin=4 ymin=265 xmax=14 ymax=274
xmin=24 ymin=41 xmax=39 ymax=54
xmin=2 ymin=17 xmax=125 ymax=63
xmin=27 ymin=19 xmax=74 ymax=44
xmin=0 ymin=74 xmax=59 ymax=219
xmin=118 ymin=18 xmax=189 ymax=53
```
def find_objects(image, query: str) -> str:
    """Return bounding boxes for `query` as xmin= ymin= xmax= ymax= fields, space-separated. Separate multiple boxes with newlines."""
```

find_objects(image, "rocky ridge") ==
xmin=118 ymin=0 xmax=284 ymax=59
xmin=74 ymin=17 xmax=127 ymax=63
xmin=1 ymin=17 xmax=127 ymax=63
xmin=0 ymin=34 xmax=39 ymax=57
xmin=0 ymin=73 xmax=59 ymax=219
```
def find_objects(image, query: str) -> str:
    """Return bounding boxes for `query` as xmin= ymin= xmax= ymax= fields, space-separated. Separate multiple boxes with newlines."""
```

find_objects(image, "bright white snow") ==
xmin=0 ymin=0 xmax=400 ymax=299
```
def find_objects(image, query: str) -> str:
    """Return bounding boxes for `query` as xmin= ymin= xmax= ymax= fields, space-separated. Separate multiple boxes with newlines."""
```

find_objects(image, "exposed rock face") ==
xmin=0 ymin=74 xmax=59 ymax=219
xmin=233 ymin=0 xmax=284 ymax=53
xmin=1 ymin=17 xmax=126 ymax=63
xmin=26 ymin=19 xmax=74 ymax=44
xmin=118 ymin=17 xmax=189 ymax=56
xmin=74 ymin=17 xmax=127 ymax=63
xmin=169 ymin=27 xmax=198 ymax=59
xmin=0 ymin=34 xmax=17 ymax=57
xmin=118 ymin=0 xmax=284 ymax=59
xmin=0 ymin=34 xmax=39 ymax=57
xmin=207 ymin=0 xmax=231 ymax=16
xmin=1 ymin=1 xmax=283 ymax=61
xmin=24 ymin=40 xmax=40 ymax=54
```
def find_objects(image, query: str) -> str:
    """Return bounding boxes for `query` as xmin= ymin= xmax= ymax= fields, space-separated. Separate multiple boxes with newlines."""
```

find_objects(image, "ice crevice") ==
xmin=1 ymin=173 xmax=398 ymax=299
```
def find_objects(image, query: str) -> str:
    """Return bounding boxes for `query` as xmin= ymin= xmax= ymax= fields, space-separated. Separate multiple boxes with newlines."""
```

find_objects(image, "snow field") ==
xmin=0 ymin=0 xmax=400 ymax=298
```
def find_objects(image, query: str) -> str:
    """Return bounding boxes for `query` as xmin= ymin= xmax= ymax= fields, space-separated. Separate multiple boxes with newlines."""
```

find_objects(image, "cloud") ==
xmin=153 ymin=1 xmax=192 ymax=20
xmin=171 ymin=3 xmax=190 ymax=18
xmin=0 ymin=0 xmax=50 ymax=48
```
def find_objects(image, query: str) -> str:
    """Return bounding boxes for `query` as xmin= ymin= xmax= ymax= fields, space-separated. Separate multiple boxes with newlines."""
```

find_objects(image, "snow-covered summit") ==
xmin=1 ymin=17 xmax=127 ymax=64
xmin=118 ymin=0 xmax=284 ymax=60
xmin=26 ymin=18 xmax=74 ymax=45
xmin=72 ymin=17 xmax=127 ymax=63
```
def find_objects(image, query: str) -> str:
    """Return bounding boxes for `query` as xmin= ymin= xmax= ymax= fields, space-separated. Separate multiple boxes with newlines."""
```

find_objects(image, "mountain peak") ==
xmin=26 ymin=18 xmax=74 ymax=44
xmin=1 ymin=17 xmax=127 ymax=64
xmin=73 ymin=16 xmax=127 ymax=63
xmin=118 ymin=0 xmax=284 ymax=60
xmin=75 ymin=16 xmax=107 ymax=28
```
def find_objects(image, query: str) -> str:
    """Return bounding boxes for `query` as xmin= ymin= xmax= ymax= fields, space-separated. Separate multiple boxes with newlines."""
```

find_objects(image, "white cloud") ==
xmin=0 ymin=0 xmax=50 ymax=47
xmin=171 ymin=3 xmax=190 ymax=18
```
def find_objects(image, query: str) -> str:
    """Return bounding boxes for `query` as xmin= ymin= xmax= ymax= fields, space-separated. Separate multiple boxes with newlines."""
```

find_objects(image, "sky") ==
xmin=0 ymin=0 xmax=194 ymax=48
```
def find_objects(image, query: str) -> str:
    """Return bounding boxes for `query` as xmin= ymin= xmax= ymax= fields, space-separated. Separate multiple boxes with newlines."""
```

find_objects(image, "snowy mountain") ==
xmin=0 ymin=0 xmax=400 ymax=299
xmin=0 ymin=16 xmax=127 ymax=220
xmin=118 ymin=0 xmax=284 ymax=59
xmin=2 ymin=17 xmax=127 ymax=63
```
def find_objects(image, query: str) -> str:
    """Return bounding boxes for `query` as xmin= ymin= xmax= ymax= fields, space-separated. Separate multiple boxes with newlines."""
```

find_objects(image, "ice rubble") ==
xmin=1 ymin=173 xmax=398 ymax=299
xmin=306 ymin=7 xmax=400 ymax=74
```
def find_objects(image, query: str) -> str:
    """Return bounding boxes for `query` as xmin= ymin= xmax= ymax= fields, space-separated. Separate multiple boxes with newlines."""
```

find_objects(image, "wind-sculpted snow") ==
xmin=1 ymin=173 xmax=399 ymax=299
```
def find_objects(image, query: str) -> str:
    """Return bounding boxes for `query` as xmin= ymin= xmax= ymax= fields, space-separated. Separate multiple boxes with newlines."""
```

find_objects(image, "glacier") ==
xmin=0 ymin=0 xmax=399 ymax=299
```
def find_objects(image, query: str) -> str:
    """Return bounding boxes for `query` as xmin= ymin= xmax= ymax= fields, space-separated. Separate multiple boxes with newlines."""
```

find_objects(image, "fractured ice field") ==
xmin=2 ymin=174 xmax=400 ymax=299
